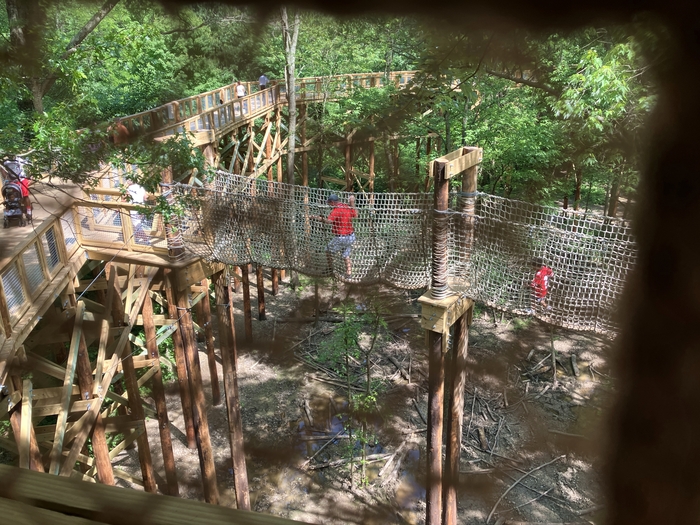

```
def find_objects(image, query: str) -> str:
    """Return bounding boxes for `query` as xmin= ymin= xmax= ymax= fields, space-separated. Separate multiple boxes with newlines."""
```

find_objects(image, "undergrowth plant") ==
xmin=316 ymin=298 xmax=387 ymax=486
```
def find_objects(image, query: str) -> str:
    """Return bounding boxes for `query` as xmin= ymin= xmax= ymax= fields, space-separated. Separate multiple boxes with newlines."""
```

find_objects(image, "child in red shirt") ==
xmin=312 ymin=194 xmax=357 ymax=278
xmin=530 ymin=259 xmax=553 ymax=310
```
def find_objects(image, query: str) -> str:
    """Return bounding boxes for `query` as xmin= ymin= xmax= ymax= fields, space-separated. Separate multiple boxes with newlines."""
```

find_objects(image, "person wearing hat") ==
xmin=312 ymin=193 xmax=357 ymax=278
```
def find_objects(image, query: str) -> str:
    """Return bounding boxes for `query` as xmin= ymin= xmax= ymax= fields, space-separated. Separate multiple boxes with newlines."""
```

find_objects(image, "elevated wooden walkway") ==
xmin=0 ymin=70 xmax=417 ymax=520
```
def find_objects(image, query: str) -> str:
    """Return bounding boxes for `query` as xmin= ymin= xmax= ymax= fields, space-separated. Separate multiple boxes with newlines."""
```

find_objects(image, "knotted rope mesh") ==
xmin=174 ymin=171 xmax=636 ymax=335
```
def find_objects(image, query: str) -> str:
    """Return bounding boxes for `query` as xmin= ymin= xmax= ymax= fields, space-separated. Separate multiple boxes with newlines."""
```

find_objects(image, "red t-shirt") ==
xmin=19 ymin=178 xmax=30 ymax=198
xmin=531 ymin=265 xmax=553 ymax=298
xmin=328 ymin=203 xmax=357 ymax=236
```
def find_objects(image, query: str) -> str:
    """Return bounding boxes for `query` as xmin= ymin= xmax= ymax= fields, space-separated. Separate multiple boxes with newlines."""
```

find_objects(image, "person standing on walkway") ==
xmin=313 ymin=194 xmax=357 ymax=278
xmin=235 ymin=81 xmax=247 ymax=98
xmin=258 ymin=74 xmax=269 ymax=91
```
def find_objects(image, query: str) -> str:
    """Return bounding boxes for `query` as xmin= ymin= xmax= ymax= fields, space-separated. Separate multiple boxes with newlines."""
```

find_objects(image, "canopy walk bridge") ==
xmin=0 ymin=69 xmax=635 ymax=524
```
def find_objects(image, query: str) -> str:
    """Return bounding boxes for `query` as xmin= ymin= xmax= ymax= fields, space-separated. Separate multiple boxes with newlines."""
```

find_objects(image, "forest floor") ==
xmin=116 ymin=273 xmax=614 ymax=525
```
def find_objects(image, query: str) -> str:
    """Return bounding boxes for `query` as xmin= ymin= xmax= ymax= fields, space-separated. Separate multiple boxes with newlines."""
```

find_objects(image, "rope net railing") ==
xmin=174 ymin=172 xmax=636 ymax=335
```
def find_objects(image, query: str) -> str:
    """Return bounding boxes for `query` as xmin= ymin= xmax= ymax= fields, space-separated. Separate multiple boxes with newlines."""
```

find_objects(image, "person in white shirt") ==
xmin=235 ymin=81 xmax=247 ymax=98
xmin=125 ymin=181 xmax=149 ymax=243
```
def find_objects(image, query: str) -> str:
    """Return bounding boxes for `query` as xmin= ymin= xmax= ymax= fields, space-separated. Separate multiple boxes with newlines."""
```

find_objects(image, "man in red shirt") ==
xmin=313 ymin=194 xmax=357 ymax=278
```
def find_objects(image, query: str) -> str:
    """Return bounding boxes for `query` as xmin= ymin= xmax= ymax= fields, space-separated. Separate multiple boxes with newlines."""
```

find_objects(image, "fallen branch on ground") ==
xmin=486 ymin=454 xmax=566 ymax=524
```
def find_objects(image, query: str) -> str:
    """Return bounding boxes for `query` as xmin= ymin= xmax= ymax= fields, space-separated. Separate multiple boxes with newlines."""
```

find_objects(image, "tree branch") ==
xmin=40 ymin=0 xmax=120 ymax=98
xmin=485 ymin=68 xmax=560 ymax=96
xmin=161 ymin=22 xmax=206 ymax=36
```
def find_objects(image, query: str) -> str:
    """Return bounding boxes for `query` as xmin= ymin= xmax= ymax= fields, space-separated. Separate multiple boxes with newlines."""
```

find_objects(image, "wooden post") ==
xmin=75 ymin=333 xmax=115 ymax=485
xmin=10 ymin=378 xmax=43 ymax=472
xmin=141 ymin=268 xmax=180 ymax=495
xmin=233 ymin=266 xmax=242 ymax=293
xmin=212 ymin=270 xmax=251 ymax=510
xmin=271 ymin=269 xmax=279 ymax=296
xmin=122 ymin=350 xmax=158 ymax=493
xmin=240 ymin=266 xmax=253 ymax=342
xmin=105 ymin=263 xmax=124 ymax=327
xmin=426 ymin=330 xmax=445 ymax=525
xmin=418 ymin=292 xmax=473 ymax=525
xmin=163 ymin=268 xmax=196 ymax=449
xmin=432 ymin=160 xmax=450 ymax=299
xmin=266 ymin=115 xmax=274 ymax=181
xmin=256 ymin=265 xmax=266 ymax=321
xmin=174 ymin=276 xmax=220 ymax=504
xmin=198 ymin=278 xmax=222 ymax=406
xmin=443 ymin=308 xmax=471 ymax=525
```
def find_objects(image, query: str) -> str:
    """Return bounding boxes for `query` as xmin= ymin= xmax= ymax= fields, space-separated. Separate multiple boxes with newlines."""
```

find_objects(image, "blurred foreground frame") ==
xmin=195 ymin=0 xmax=699 ymax=524
xmin=5 ymin=0 xmax=700 ymax=523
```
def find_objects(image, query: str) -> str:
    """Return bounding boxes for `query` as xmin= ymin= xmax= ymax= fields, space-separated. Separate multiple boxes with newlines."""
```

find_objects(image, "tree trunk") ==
xmin=281 ymin=7 xmax=300 ymax=186
xmin=608 ymin=175 xmax=621 ymax=217
xmin=573 ymin=167 xmax=583 ymax=211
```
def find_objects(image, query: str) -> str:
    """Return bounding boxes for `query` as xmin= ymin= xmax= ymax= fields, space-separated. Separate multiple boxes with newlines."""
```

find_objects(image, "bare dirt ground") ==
xmin=115 ymin=272 xmax=614 ymax=525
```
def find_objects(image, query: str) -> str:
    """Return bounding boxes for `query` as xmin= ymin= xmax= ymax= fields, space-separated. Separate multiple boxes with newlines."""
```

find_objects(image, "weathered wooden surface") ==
xmin=0 ymin=464 xmax=309 ymax=524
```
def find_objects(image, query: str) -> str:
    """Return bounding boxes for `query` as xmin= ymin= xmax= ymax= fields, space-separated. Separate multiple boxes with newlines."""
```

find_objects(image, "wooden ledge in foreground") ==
xmin=0 ymin=464 xmax=310 ymax=525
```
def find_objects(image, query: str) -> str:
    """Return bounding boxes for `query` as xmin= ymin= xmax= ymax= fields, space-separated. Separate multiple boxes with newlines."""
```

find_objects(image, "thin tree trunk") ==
xmin=573 ymin=166 xmax=583 ymax=211
xmin=281 ymin=7 xmax=300 ymax=186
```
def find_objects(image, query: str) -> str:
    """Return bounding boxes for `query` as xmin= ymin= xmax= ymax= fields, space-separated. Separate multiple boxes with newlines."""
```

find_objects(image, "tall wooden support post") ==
xmin=140 ymin=268 xmax=179 ymax=495
xmin=419 ymin=293 xmax=474 ymax=525
xmin=256 ymin=265 xmax=266 ymax=321
xmin=212 ymin=270 xmax=251 ymax=510
xmin=420 ymin=147 xmax=482 ymax=525
xmin=300 ymin=104 xmax=308 ymax=187
xmin=163 ymin=268 xmax=196 ymax=449
xmin=198 ymin=278 xmax=221 ymax=407
xmin=75 ymin=333 xmax=115 ymax=485
xmin=173 ymin=275 xmax=220 ymax=504
xmin=122 ymin=349 xmax=158 ymax=493
xmin=240 ymin=266 xmax=253 ymax=342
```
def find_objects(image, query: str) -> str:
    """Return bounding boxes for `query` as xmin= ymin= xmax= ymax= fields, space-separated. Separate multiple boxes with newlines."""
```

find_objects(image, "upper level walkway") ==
xmin=119 ymin=71 xmax=417 ymax=145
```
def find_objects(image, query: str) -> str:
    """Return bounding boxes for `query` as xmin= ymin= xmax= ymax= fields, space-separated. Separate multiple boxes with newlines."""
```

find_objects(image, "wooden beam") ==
xmin=18 ymin=379 xmax=33 ymax=469
xmin=175 ymin=273 xmax=219 ymax=504
xmin=122 ymin=351 xmax=157 ymax=493
xmin=139 ymin=266 xmax=179 ymax=496
xmin=198 ymin=278 xmax=221 ymax=406
xmin=60 ymin=268 xmax=159 ymax=467
xmin=213 ymin=270 xmax=251 ymax=510
xmin=69 ymin=331 xmax=114 ymax=485
xmin=163 ymin=268 xmax=196 ymax=449
xmin=48 ymin=301 xmax=86 ymax=475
